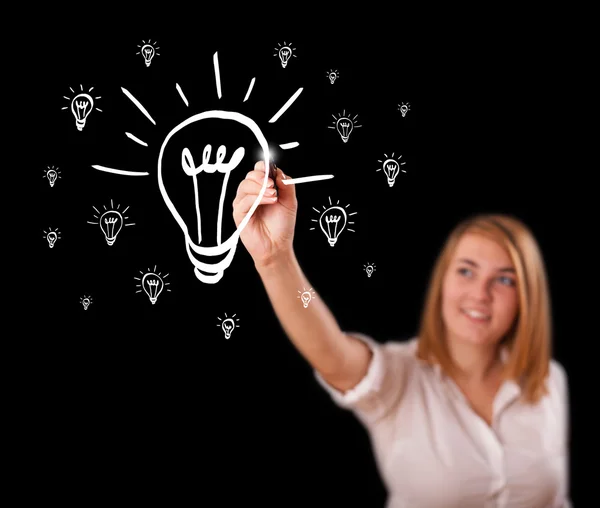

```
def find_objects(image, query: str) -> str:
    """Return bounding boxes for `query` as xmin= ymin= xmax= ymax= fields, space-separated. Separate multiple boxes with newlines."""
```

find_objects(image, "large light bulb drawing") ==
xmin=217 ymin=312 xmax=240 ymax=339
xmin=91 ymin=52 xmax=334 ymax=284
xmin=329 ymin=110 xmax=362 ymax=143
xmin=376 ymin=153 xmax=406 ymax=187
xmin=274 ymin=42 xmax=296 ymax=68
xmin=87 ymin=199 xmax=135 ymax=246
xmin=43 ymin=228 xmax=61 ymax=248
xmin=158 ymin=111 xmax=270 ymax=283
xmin=311 ymin=197 xmax=357 ymax=247
xmin=135 ymin=266 xmax=171 ymax=304
xmin=62 ymin=85 xmax=102 ymax=131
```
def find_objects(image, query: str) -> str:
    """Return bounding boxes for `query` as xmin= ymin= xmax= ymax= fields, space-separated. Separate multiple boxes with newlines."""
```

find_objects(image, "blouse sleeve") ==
xmin=551 ymin=360 xmax=571 ymax=507
xmin=313 ymin=332 xmax=414 ymax=426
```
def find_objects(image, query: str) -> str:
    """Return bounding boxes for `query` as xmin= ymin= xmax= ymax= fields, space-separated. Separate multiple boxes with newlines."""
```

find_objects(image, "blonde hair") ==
xmin=416 ymin=213 xmax=553 ymax=404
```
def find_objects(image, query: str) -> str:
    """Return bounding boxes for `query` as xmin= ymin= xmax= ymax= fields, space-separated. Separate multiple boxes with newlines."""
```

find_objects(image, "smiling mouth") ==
xmin=461 ymin=309 xmax=491 ymax=322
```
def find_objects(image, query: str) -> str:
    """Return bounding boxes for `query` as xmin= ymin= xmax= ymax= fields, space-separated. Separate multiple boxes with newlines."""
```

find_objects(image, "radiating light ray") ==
xmin=121 ymin=87 xmax=156 ymax=125
xmin=281 ymin=174 xmax=334 ymax=185
xmin=213 ymin=52 xmax=222 ymax=99
xmin=269 ymin=88 xmax=303 ymax=123
xmin=279 ymin=142 xmax=299 ymax=149
xmin=125 ymin=132 xmax=148 ymax=146
xmin=92 ymin=165 xmax=149 ymax=176
xmin=176 ymin=83 xmax=189 ymax=106
xmin=243 ymin=78 xmax=256 ymax=102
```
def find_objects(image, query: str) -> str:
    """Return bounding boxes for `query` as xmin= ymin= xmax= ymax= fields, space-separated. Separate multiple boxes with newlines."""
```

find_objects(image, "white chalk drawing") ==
xmin=134 ymin=266 xmax=171 ymax=304
xmin=217 ymin=312 xmax=240 ymax=339
xmin=80 ymin=295 xmax=93 ymax=310
xmin=136 ymin=40 xmax=160 ymax=67
xmin=281 ymin=174 xmax=334 ymax=185
xmin=310 ymin=197 xmax=357 ymax=247
xmin=398 ymin=102 xmax=410 ymax=117
xmin=43 ymin=228 xmax=61 ymax=248
xmin=326 ymin=69 xmax=339 ymax=84
xmin=364 ymin=262 xmax=376 ymax=278
xmin=376 ymin=153 xmax=406 ymax=187
xmin=44 ymin=166 xmax=61 ymax=187
xmin=297 ymin=287 xmax=317 ymax=308
xmin=62 ymin=85 xmax=102 ymax=131
xmin=92 ymin=52 xmax=332 ymax=284
xmin=87 ymin=199 xmax=135 ymax=246
xmin=274 ymin=42 xmax=297 ymax=68
xmin=328 ymin=110 xmax=362 ymax=143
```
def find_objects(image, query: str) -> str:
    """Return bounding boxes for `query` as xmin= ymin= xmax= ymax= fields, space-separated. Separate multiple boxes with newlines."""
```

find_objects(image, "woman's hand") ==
xmin=233 ymin=160 xmax=298 ymax=268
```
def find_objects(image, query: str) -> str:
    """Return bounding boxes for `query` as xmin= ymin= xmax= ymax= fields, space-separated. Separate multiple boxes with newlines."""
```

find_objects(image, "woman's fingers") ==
xmin=234 ymin=192 xmax=278 ymax=217
xmin=245 ymin=168 xmax=274 ymax=188
xmin=237 ymin=177 xmax=274 ymax=197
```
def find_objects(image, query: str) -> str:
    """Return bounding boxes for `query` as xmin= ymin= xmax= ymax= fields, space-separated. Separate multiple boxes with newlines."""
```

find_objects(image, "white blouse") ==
xmin=314 ymin=333 xmax=571 ymax=508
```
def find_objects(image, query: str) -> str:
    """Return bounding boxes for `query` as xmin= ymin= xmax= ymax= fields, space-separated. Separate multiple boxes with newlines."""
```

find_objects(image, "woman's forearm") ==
xmin=255 ymin=250 xmax=350 ymax=376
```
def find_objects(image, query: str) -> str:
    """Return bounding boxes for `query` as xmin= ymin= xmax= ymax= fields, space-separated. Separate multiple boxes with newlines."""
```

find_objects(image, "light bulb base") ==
xmin=327 ymin=238 xmax=337 ymax=247
xmin=75 ymin=120 xmax=86 ymax=131
xmin=105 ymin=238 xmax=116 ymax=246
xmin=194 ymin=267 xmax=224 ymax=284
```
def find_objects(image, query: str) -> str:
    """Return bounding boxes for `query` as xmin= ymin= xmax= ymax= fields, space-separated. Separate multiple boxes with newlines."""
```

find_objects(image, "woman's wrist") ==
xmin=254 ymin=248 xmax=296 ymax=278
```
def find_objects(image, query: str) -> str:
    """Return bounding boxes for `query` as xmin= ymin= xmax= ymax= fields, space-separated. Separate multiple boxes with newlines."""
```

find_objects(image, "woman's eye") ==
xmin=458 ymin=268 xmax=471 ymax=276
xmin=499 ymin=276 xmax=516 ymax=286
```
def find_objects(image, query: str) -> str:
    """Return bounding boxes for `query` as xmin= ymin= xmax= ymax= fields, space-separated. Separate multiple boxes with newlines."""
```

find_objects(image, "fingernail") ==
xmin=265 ymin=188 xmax=276 ymax=196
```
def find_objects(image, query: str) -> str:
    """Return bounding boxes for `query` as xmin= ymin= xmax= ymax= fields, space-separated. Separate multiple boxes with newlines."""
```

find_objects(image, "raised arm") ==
xmin=233 ymin=161 xmax=371 ymax=390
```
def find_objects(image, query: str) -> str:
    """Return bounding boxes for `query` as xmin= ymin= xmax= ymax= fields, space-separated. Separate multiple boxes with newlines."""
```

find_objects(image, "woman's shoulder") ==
xmin=548 ymin=358 xmax=569 ymax=400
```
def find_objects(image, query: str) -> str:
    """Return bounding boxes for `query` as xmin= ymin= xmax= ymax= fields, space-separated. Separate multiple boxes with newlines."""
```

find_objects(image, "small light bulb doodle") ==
xmin=328 ymin=110 xmax=362 ymax=143
xmin=364 ymin=262 xmax=376 ymax=278
xmin=326 ymin=69 xmax=339 ymax=84
xmin=61 ymin=85 xmax=102 ymax=131
xmin=43 ymin=166 xmax=61 ymax=187
xmin=297 ymin=287 xmax=317 ymax=308
xmin=376 ymin=153 xmax=406 ymax=187
xmin=273 ymin=41 xmax=297 ymax=68
xmin=43 ymin=228 xmax=61 ymax=248
xmin=80 ymin=295 xmax=93 ymax=310
xmin=87 ymin=199 xmax=135 ymax=246
xmin=398 ymin=102 xmax=410 ymax=117
xmin=136 ymin=39 xmax=160 ymax=67
xmin=310 ymin=196 xmax=357 ymax=247
xmin=217 ymin=313 xmax=240 ymax=339
xmin=135 ymin=266 xmax=171 ymax=304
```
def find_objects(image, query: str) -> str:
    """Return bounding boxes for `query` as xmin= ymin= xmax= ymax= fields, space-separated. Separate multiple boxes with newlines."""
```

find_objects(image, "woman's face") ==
xmin=441 ymin=233 xmax=519 ymax=348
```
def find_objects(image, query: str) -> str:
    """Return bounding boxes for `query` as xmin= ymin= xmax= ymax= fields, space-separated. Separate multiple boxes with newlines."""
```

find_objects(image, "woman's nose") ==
xmin=471 ymin=279 xmax=492 ymax=301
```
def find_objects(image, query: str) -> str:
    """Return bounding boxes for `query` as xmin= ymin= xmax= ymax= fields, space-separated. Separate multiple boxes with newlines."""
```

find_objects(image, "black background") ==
xmin=26 ymin=24 xmax=581 ymax=506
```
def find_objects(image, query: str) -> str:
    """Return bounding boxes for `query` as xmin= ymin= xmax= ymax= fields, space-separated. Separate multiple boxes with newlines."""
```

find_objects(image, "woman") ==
xmin=232 ymin=161 xmax=571 ymax=508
